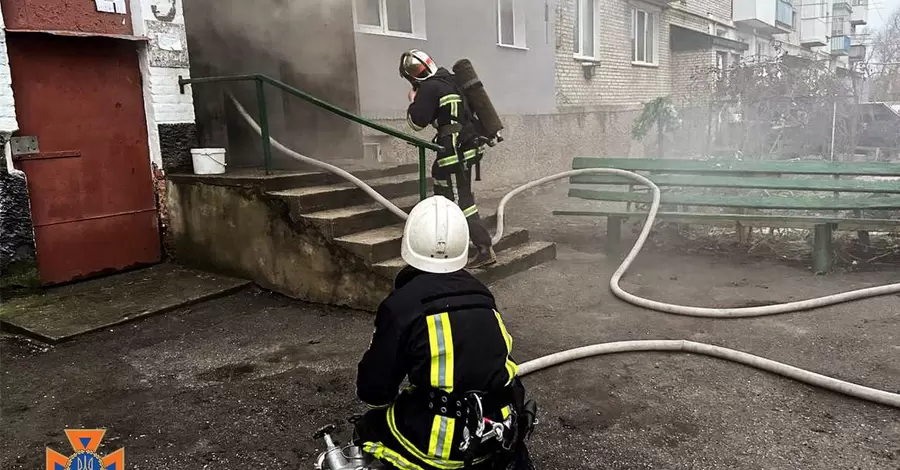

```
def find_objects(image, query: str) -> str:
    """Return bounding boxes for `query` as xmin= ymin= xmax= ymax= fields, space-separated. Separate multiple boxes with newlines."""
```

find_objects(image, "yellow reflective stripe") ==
xmin=462 ymin=205 xmax=478 ymax=218
xmin=386 ymin=406 xmax=476 ymax=469
xmin=451 ymin=101 xmax=458 ymax=120
xmin=428 ymin=415 xmax=441 ymax=456
xmin=428 ymin=415 xmax=455 ymax=459
xmin=494 ymin=310 xmax=519 ymax=385
xmin=495 ymin=310 xmax=512 ymax=351
xmin=427 ymin=312 xmax=456 ymax=391
xmin=363 ymin=442 xmax=424 ymax=470
xmin=501 ymin=406 xmax=510 ymax=419
xmin=441 ymin=417 xmax=456 ymax=459
xmin=438 ymin=155 xmax=459 ymax=167
xmin=427 ymin=315 xmax=441 ymax=388
xmin=439 ymin=94 xmax=462 ymax=107
xmin=440 ymin=313 xmax=455 ymax=390
xmin=462 ymin=148 xmax=479 ymax=161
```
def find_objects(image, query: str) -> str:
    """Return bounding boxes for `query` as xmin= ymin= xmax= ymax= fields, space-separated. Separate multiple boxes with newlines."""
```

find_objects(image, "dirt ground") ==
xmin=3 ymin=182 xmax=900 ymax=470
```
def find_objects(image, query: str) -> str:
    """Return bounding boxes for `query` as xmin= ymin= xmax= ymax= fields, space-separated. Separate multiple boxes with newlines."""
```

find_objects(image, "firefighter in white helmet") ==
xmin=353 ymin=195 xmax=536 ymax=470
xmin=399 ymin=49 xmax=496 ymax=269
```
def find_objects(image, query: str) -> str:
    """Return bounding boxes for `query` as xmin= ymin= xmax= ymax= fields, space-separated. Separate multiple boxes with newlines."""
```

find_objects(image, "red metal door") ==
xmin=8 ymin=34 xmax=161 ymax=284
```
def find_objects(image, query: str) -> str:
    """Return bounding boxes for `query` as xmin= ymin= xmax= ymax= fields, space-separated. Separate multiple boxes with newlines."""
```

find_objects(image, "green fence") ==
xmin=178 ymin=73 xmax=441 ymax=200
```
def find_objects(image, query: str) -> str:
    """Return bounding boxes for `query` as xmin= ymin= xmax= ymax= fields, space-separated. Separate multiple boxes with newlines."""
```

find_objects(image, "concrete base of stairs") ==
xmin=166 ymin=162 xmax=557 ymax=311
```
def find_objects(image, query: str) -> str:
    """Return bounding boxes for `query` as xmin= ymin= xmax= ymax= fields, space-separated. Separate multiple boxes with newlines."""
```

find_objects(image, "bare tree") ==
xmin=678 ymin=44 xmax=854 ymax=160
xmin=868 ymin=5 xmax=900 ymax=102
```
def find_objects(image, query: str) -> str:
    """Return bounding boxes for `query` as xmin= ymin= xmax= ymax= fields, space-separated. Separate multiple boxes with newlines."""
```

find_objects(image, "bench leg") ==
xmin=813 ymin=224 xmax=834 ymax=275
xmin=858 ymin=230 xmax=870 ymax=254
xmin=606 ymin=216 xmax=623 ymax=255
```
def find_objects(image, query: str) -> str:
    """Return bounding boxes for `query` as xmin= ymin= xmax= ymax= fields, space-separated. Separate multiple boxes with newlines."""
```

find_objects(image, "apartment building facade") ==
xmin=349 ymin=0 xmax=632 ymax=189
xmin=557 ymin=0 xmax=870 ymax=107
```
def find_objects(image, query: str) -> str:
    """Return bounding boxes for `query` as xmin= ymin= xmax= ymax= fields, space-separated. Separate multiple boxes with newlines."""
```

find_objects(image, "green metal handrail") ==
xmin=178 ymin=73 xmax=439 ymax=200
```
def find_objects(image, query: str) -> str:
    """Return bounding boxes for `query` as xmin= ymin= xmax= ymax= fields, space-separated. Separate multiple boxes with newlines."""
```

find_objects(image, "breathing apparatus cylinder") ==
xmin=452 ymin=59 xmax=504 ymax=145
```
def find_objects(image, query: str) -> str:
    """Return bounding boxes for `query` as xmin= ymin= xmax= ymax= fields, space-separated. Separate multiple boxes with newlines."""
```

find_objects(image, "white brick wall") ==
xmin=0 ymin=2 xmax=19 ymax=135
xmin=556 ymin=0 xmax=673 ymax=108
xmin=554 ymin=0 xmax=756 ymax=109
xmin=146 ymin=67 xmax=194 ymax=123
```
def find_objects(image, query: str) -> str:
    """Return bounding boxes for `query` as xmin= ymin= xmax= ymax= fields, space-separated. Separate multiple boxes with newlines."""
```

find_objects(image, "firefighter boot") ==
xmin=468 ymin=245 xmax=497 ymax=269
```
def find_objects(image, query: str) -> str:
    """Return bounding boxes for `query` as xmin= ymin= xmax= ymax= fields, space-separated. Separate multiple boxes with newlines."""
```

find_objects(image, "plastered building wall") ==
xmin=130 ymin=0 xmax=197 ymax=173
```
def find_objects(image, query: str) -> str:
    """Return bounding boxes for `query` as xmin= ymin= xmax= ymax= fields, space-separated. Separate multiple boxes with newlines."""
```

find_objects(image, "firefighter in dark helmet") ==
xmin=398 ymin=49 xmax=496 ymax=269
xmin=353 ymin=195 xmax=537 ymax=470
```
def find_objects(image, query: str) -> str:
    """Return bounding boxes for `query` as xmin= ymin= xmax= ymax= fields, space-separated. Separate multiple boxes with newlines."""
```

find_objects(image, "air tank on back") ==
xmin=452 ymin=59 xmax=504 ymax=144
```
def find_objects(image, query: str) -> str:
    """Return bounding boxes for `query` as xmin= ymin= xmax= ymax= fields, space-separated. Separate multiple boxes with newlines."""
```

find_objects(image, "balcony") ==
xmin=776 ymin=0 xmax=794 ymax=28
xmin=833 ymin=1 xmax=852 ymax=14
xmin=849 ymin=33 xmax=866 ymax=59
xmin=830 ymin=35 xmax=850 ymax=56
xmin=800 ymin=17 xmax=827 ymax=46
xmin=734 ymin=0 xmax=794 ymax=33
xmin=851 ymin=0 xmax=868 ymax=25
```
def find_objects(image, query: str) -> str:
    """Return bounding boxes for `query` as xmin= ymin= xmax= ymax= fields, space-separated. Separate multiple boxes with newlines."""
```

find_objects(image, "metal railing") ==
xmin=177 ymin=73 xmax=441 ymax=200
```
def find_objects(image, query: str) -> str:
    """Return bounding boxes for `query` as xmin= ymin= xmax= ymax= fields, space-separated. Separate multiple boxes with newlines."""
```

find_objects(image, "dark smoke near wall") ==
xmin=182 ymin=0 xmax=364 ymax=170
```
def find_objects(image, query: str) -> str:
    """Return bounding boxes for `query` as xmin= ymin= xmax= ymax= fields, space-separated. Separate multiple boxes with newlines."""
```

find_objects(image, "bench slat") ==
xmin=552 ymin=210 xmax=900 ymax=230
xmin=573 ymin=157 xmax=900 ymax=177
xmin=569 ymin=174 xmax=900 ymax=193
xmin=569 ymin=188 xmax=900 ymax=210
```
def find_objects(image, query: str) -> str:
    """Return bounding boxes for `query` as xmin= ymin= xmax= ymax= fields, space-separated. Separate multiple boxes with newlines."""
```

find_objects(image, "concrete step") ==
xmin=302 ymin=195 xmax=420 ymax=240
xmin=470 ymin=241 xmax=557 ymax=285
xmin=262 ymin=162 xmax=420 ymax=191
xmin=371 ymin=227 xmax=533 ymax=278
xmin=336 ymin=211 xmax=505 ymax=265
xmin=268 ymin=173 xmax=428 ymax=213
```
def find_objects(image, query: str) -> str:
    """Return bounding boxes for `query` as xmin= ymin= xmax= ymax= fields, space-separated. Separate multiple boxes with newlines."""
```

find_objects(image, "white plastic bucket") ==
xmin=191 ymin=148 xmax=227 ymax=175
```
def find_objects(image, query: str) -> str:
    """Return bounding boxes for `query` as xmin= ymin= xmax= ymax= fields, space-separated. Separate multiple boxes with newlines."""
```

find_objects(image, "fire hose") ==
xmin=228 ymin=93 xmax=900 ymax=409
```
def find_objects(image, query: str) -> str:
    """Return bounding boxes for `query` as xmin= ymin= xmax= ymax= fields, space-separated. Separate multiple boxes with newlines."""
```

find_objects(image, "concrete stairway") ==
xmin=266 ymin=163 xmax=556 ymax=286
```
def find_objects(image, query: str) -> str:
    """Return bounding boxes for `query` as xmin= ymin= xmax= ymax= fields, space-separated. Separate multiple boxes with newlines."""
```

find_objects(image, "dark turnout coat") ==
xmin=355 ymin=266 xmax=521 ymax=469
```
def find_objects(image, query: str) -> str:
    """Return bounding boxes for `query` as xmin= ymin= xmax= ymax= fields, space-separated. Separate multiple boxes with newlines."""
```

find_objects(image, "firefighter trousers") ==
xmin=431 ymin=159 xmax=493 ymax=249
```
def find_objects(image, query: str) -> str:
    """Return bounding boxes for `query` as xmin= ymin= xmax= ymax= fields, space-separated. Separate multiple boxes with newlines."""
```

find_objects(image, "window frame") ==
xmin=497 ymin=0 xmax=528 ymax=49
xmin=573 ymin=0 xmax=599 ymax=61
xmin=352 ymin=0 xmax=427 ymax=39
xmin=631 ymin=7 xmax=658 ymax=66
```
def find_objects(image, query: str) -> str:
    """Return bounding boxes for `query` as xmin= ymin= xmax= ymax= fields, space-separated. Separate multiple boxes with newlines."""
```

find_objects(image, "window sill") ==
xmin=355 ymin=27 xmax=426 ymax=41
xmin=631 ymin=61 xmax=659 ymax=68
xmin=497 ymin=43 xmax=530 ymax=51
xmin=574 ymin=55 xmax=601 ymax=64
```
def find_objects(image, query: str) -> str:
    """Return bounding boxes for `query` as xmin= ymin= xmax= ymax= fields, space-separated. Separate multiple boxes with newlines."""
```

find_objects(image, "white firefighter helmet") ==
xmin=399 ymin=49 xmax=438 ymax=83
xmin=401 ymin=195 xmax=470 ymax=273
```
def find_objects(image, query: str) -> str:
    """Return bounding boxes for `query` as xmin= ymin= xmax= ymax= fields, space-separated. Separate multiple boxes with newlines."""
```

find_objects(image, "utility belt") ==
xmin=420 ymin=387 xmax=513 ymax=419
xmin=433 ymin=123 xmax=486 ymax=181
xmin=414 ymin=386 xmax=519 ymax=466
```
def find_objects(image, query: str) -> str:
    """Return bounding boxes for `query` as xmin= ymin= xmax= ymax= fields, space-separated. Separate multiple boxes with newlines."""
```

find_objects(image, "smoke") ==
xmin=184 ymin=0 xmax=354 ymax=84
xmin=183 ymin=0 xmax=363 ymax=164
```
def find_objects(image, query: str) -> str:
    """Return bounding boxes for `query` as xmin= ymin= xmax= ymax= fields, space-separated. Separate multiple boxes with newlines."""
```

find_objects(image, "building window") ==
xmin=498 ymin=0 xmax=527 ymax=48
xmin=632 ymin=8 xmax=657 ymax=65
xmin=716 ymin=51 xmax=728 ymax=76
xmin=353 ymin=0 xmax=425 ymax=38
xmin=574 ymin=0 xmax=596 ymax=59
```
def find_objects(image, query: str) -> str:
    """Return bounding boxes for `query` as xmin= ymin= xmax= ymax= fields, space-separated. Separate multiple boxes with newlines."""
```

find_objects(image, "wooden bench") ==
xmin=553 ymin=157 xmax=900 ymax=273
